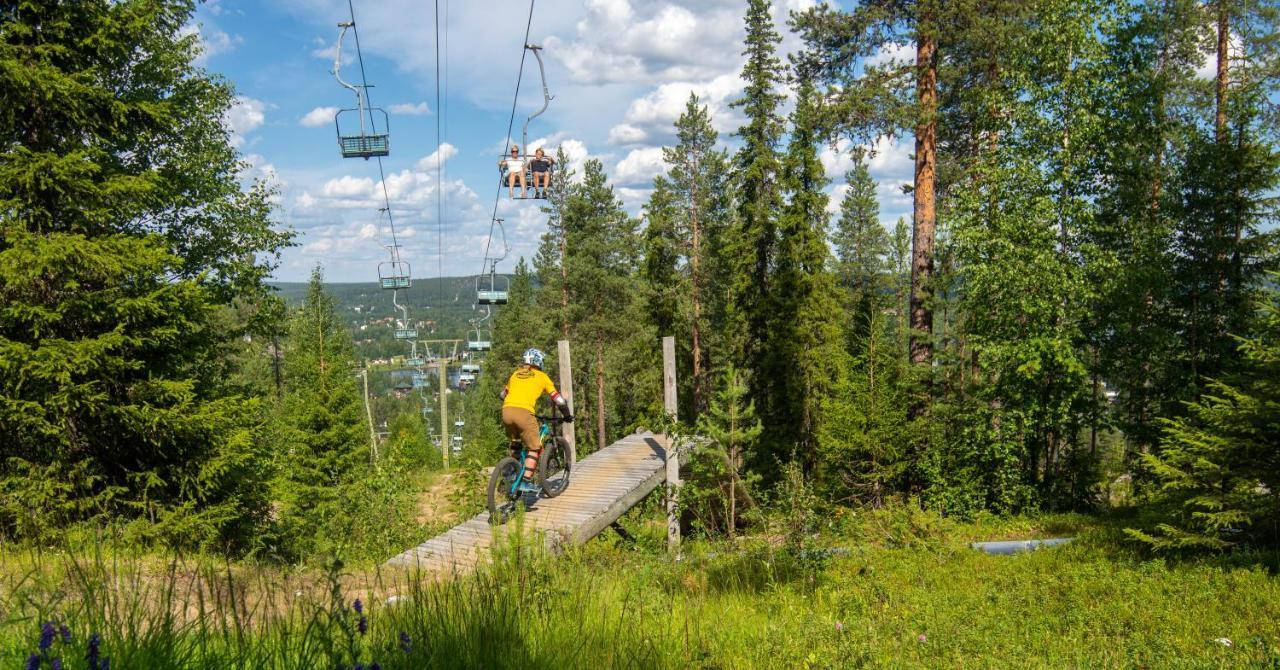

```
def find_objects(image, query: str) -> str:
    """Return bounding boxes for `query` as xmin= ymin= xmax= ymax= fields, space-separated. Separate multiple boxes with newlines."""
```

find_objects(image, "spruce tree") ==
xmin=1129 ymin=278 xmax=1280 ymax=550
xmin=833 ymin=158 xmax=890 ymax=350
xmin=767 ymin=79 xmax=845 ymax=473
xmin=727 ymin=0 xmax=787 ymax=454
xmin=691 ymin=365 xmax=762 ymax=537
xmin=274 ymin=267 xmax=368 ymax=558
xmin=0 ymin=0 xmax=287 ymax=549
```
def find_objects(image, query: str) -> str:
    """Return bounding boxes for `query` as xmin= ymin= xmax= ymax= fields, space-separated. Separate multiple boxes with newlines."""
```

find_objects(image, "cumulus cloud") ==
xmin=389 ymin=102 xmax=432 ymax=115
xmin=225 ymin=96 xmax=266 ymax=148
xmin=608 ymin=123 xmax=648 ymax=145
xmin=300 ymin=106 xmax=339 ymax=128
xmin=614 ymin=147 xmax=666 ymax=185
xmin=181 ymin=23 xmax=242 ymax=65
xmin=416 ymin=143 xmax=459 ymax=170
xmin=547 ymin=0 xmax=745 ymax=85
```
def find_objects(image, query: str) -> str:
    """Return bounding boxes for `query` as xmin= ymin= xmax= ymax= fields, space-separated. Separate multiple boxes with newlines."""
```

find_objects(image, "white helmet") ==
xmin=522 ymin=348 xmax=545 ymax=369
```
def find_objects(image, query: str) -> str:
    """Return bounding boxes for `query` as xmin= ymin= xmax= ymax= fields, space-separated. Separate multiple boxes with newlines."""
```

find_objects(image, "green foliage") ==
xmin=1129 ymin=279 xmax=1280 ymax=550
xmin=0 ymin=0 xmax=288 ymax=552
xmin=687 ymin=366 xmax=762 ymax=537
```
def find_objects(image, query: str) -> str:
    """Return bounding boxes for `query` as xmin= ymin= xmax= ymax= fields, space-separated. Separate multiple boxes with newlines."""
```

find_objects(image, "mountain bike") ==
xmin=487 ymin=410 xmax=573 ymax=524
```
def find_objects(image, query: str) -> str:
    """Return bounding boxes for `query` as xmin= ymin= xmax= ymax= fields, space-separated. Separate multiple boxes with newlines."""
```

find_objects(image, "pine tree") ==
xmin=662 ymin=94 xmax=734 ymax=415
xmin=274 ymin=267 xmax=368 ymax=557
xmin=0 ymin=0 xmax=287 ymax=549
xmin=561 ymin=159 xmax=639 ymax=451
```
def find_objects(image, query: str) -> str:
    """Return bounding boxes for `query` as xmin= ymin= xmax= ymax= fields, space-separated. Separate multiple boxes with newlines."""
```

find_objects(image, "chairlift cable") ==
xmin=476 ymin=0 xmax=536 ymax=291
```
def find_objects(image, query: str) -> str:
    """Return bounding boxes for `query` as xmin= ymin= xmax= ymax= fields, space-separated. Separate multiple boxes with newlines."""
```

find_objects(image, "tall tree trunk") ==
xmin=690 ymin=169 xmax=705 ymax=415
xmin=1214 ymin=0 xmax=1230 ymax=297
xmin=909 ymin=29 xmax=938 ymax=389
xmin=595 ymin=332 xmax=607 ymax=451
xmin=1215 ymin=1 xmax=1229 ymax=145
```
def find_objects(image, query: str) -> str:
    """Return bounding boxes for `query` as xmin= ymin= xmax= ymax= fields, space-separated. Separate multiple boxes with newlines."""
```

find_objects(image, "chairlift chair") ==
xmin=378 ymin=260 xmax=411 ymax=290
xmin=406 ymin=356 xmax=425 ymax=367
xmin=461 ymin=363 xmax=481 ymax=374
xmin=467 ymin=324 xmax=492 ymax=351
xmin=412 ymin=373 xmax=428 ymax=389
xmin=395 ymin=328 xmax=418 ymax=339
xmin=336 ymin=108 xmax=390 ymax=159
xmin=476 ymin=272 xmax=510 ymax=305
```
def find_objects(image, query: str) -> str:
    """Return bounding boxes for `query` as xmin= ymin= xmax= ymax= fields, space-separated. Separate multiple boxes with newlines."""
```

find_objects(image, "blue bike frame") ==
xmin=507 ymin=420 xmax=554 ymax=496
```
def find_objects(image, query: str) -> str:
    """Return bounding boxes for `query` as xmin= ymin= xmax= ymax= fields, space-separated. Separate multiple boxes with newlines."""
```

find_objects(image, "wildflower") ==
xmin=398 ymin=631 xmax=412 ymax=654
xmin=39 ymin=622 xmax=57 ymax=652
xmin=371 ymin=664 xmax=381 ymax=670
xmin=50 ymin=659 xmax=63 ymax=670
xmin=58 ymin=624 xmax=71 ymax=644
xmin=25 ymin=654 xmax=39 ymax=670
xmin=355 ymin=664 xmax=365 ymax=670
xmin=917 ymin=634 xmax=927 ymax=643
xmin=87 ymin=634 xmax=101 ymax=667
xmin=353 ymin=598 xmax=363 ymax=615
xmin=835 ymin=621 xmax=844 ymax=633
xmin=358 ymin=615 xmax=368 ymax=635
xmin=101 ymin=660 xmax=110 ymax=670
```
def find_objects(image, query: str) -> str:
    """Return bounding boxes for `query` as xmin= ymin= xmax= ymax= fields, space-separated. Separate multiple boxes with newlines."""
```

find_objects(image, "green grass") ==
xmin=3 ymin=509 xmax=1279 ymax=669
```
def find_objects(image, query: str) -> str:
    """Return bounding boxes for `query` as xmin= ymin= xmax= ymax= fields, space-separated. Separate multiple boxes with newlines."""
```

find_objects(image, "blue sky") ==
xmin=194 ymin=0 xmax=921 ymax=282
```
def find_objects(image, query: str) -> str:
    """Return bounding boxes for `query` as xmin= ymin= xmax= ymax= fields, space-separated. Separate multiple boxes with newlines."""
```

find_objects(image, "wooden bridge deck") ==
xmin=385 ymin=431 xmax=668 ymax=573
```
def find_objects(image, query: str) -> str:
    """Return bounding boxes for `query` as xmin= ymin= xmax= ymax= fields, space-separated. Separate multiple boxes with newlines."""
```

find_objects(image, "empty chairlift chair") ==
xmin=467 ymin=327 xmax=492 ymax=352
xmin=335 ymin=108 xmax=390 ymax=159
xmin=378 ymin=260 xmax=411 ymax=290
xmin=476 ymin=272 xmax=509 ymax=305
xmin=395 ymin=327 xmax=418 ymax=340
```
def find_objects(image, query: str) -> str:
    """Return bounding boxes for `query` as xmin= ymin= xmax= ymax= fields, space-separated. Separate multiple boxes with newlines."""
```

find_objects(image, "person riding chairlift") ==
xmin=529 ymin=147 xmax=555 ymax=198
xmin=499 ymin=348 xmax=572 ymax=484
xmin=499 ymin=144 xmax=527 ymax=199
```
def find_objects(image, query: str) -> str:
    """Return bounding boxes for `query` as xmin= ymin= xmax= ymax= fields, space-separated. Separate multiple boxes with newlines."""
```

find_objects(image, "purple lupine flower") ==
xmin=371 ymin=664 xmax=381 ymax=670
xmin=58 ymin=624 xmax=71 ymax=644
xmin=87 ymin=633 xmax=101 ymax=670
xmin=352 ymin=599 xmax=363 ymax=614
xmin=398 ymin=631 xmax=412 ymax=653
xmin=358 ymin=615 xmax=368 ymax=635
xmin=101 ymin=660 xmax=110 ymax=670
xmin=50 ymin=659 xmax=63 ymax=670
xmin=40 ymin=622 xmax=58 ymax=652
xmin=354 ymin=664 xmax=365 ymax=670
xmin=25 ymin=653 xmax=39 ymax=670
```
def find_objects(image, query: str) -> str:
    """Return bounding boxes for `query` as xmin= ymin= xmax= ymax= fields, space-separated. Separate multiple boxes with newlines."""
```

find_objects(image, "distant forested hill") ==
xmin=271 ymin=276 xmax=511 ymax=361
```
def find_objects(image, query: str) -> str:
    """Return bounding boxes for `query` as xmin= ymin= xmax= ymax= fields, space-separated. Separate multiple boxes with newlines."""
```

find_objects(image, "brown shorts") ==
xmin=502 ymin=406 xmax=541 ymax=453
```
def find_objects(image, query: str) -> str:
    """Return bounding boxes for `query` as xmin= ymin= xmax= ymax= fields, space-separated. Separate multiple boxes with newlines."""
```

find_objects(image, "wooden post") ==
xmin=557 ymin=339 xmax=576 ymax=462
xmin=662 ymin=335 xmax=680 ymax=554
xmin=439 ymin=357 xmax=449 ymax=469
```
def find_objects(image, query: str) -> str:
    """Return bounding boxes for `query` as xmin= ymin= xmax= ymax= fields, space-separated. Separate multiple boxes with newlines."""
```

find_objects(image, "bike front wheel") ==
xmin=487 ymin=456 xmax=522 ymax=525
xmin=538 ymin=437 xmax=572 ymax=498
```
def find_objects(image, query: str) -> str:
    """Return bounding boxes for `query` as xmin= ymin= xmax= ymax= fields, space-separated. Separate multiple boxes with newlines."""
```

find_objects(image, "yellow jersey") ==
xmin=502 ymin=366 xmax=559 ymax=413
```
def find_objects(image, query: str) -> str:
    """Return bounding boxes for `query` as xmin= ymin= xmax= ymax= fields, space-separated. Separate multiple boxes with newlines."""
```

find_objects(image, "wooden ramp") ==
xmin=385 ymin=431 xmax=668 ymax=573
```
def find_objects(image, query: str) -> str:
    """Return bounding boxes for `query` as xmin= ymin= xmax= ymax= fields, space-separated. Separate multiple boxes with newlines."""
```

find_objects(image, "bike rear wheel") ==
xmin=538 ymin=437 xmax=572 ymax=497
xmin=487 ymin=456 xmax=522 ymax=525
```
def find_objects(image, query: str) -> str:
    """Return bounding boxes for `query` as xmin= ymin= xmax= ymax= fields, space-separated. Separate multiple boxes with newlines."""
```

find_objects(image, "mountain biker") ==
xmin=500 ymin=348 xmax=572 ymax=485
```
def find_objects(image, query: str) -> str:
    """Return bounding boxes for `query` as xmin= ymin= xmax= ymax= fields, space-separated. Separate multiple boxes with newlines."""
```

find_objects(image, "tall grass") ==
xmin=3 ymin=508 xmax=1280 ymax=668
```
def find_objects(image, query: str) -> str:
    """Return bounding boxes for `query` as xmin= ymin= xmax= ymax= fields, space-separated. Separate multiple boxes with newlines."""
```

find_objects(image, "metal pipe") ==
xmin=520 ymin=43 xmax=554 ymax=152
xmin=971 ymin=538 xmax=1073 ymax=555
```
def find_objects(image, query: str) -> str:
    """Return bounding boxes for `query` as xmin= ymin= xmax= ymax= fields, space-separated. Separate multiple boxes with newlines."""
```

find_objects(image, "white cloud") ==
xmin=300 ymin=106 xmax=339 ymax=128
xmin=1194 ymin=31 xmax=1243 ymax=80
xmin=416 ymin=143 xmax=459 ymax=171
xmin=614 ymin=147 xmax=666 ymax=185
xmin=322 ymin=175 xmax=375 ymax=199
xmin=608 ymin=123 xmax=648 ymax=145
xmin=389 ymin=102 xmax=432 ymax=115
xmin=181 ymin=23 xmax=242 ymax=65
xmin=225 ymin=96 xmax=266 ymax=148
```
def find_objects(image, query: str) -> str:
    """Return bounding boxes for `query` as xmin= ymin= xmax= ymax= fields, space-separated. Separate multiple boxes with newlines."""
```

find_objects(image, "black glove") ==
xmin=562 ymin=414 xmax=574 ymax=423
